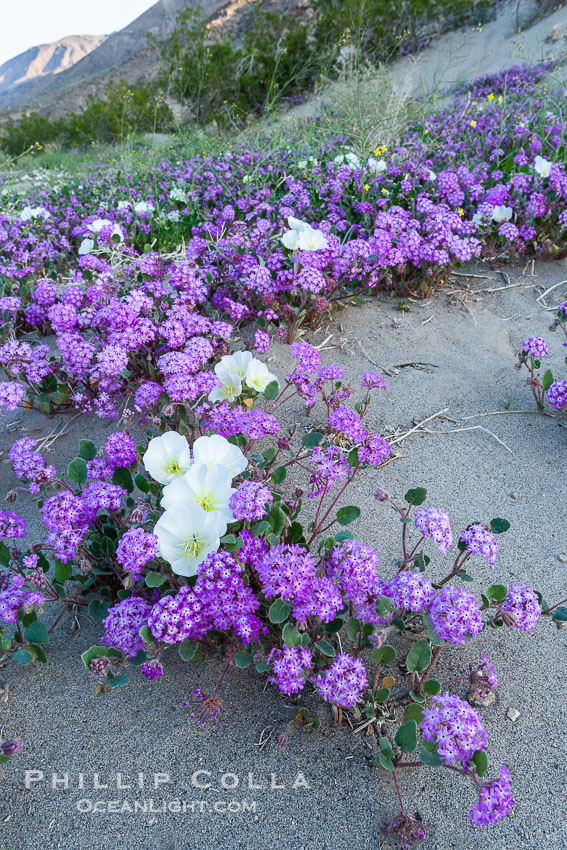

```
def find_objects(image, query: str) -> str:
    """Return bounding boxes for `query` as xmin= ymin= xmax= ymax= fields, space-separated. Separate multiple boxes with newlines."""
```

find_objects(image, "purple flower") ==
xmin=0 ymin=738 xmax=24 ymax=756
xmin=254 ymin=329 xmax=270 ymax=353
xmin=289 ymin=341 xmax=320 ymax=375
xmin=428 ymin=586 xmax=484 ymax=645
xmin=101 ymin=597 xmax=152 ymax=657
xmin=361 ymin=371 xmax=386 ymax=390
xmin=313 ymin=653 xmax=368 ymax=707
xmin=268 ymin=645 xmax=313 ymax=694
xmin=0 ymin=573 xmax=44 ymax=625
xmin=0 ymin=382 xmax=25 ymax=412
xmin=420 ymin=692 xmax=487 ymax=765
xmin=383 ymin=571 xmax=435 ymax=613
xmin=499 ymin=583 xmax=541 ymax=632
xmin=459 ymin=524 xmax=498 ymax=565
xmin=414 ymin=507 xmax=454 ymax=554
xmin=547 ymin=380 xmax=567 ymax=412
xmin=522 ymin=336 xmax=548 ymax=359
xmin=470 ymin=765 xmax=514 ymax=827
xmin=104 ymin=432 xmax=137 ymax=469
xmin=229 ymin=481 xmax=273 ymax=521
xmin=0 ymin=510 xmax=27 ymax=540
xmin=140 ymin=659 xmax=164 ymax=680
xmin=328 ymin=406 xmax=368 ymax=442
xmin=116 ymin=528 xmax=159 ymax=579
xmin=357 ymin=433 xmax=391 ymax=466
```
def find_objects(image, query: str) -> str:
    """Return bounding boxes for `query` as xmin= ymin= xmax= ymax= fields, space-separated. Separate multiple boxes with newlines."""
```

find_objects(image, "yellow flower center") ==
xmin=164 ymin=459 xmax=181 ymax=476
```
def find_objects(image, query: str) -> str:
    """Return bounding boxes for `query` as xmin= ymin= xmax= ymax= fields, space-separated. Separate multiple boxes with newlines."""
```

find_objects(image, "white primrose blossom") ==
xmin=192 ymin=434 xmax=248 ymax=478
xmin=154 ymin=504 xmax=224 ymax=576
xmin=281 ymin=215 xmax=328 ymax=251
xmin=366 ymin=157 xmax=387 ymax=174
xmin=78 ymin=238 xmax=95 ymax=256
xmin=88 ymin=218 xmax=112 ymax=233
xmin=169 ymin=187 xmax=187 ymax=202
xmin=297 ymin=227 xmax=328 ymax=251
xmin=161 ymin=463 xmax=235 ymax=527
xmin=143 ymin=431 xmax=192 ymax=485
xmin=208 ymin=371 xmax=242 ymax=403
xmin=20 ymin=206 xmax=50 ymax=222
xmin=134 ymin=201 xmax=155 ymax=215
xmin=491 ymin=205 xmax=513 ymax=223
xmin=245 ymin=358 xmax=277 ymax=393
xmin=533 ymin=155 xmax=552 ymax=178
xmin=117 ymin=200 xmax=132 ymax=210
xmin=333 ymin=151 xmax=361 ymax=170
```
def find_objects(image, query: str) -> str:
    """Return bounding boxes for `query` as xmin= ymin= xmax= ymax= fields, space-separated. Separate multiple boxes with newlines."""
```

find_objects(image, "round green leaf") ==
xmin=336 ymin=506 xmax=361 ymax=526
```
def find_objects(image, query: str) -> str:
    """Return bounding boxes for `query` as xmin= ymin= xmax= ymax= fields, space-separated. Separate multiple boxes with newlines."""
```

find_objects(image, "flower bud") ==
xmin=130 ymin=507 xmax=146 ymax=524
xmin=1 ymin=738 xmax=23 ymax=756
xmin=162 ymin=405 xmax=175 ymax=418
xmin=5 ymin=490 xmax=17 ymax=503
xmin=30 ymin=542 xmax=43 ymax=554
xmin=374 ymin=488 xmax=389 ymax=502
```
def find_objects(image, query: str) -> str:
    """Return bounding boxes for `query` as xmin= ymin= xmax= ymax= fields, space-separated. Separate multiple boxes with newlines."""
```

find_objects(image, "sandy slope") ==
xmin=0 ymin=260 xmax=565 ymax=850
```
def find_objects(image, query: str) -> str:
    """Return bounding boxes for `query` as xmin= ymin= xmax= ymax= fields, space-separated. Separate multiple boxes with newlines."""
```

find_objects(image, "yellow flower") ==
xmin=498 ymin=95 xmax=503 ymax=104
xmin=470 ymin=120 xmax=477 ymax=128
xmin=424 ymin=128 xmax=429 ymax=134
xmin=487 ymin=93 xmax=494 ymax=101
xmin=363 ymin=184 xmax=370 ymax=191
xmin=458 ymin=208 xmax=464 ymax=217
xmin=381 ymin=188 xmax=388 ymax=195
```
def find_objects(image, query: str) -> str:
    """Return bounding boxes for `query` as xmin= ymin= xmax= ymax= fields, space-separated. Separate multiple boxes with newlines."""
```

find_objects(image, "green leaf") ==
xmin=1 ymin=634 xmax=12 ymax=651
xmin=108 ymin=674 xmax=129 ymax=688
xmin=302 ymin=431 xmax=324 ymax=448
xmin=178 ymin=639 xmax=198 ymax=661
xmin=336 ymin=505 xmax=361 ymax=526
xmin=134 ymin=473 xmax=150 ymax=493
xmin=419 ymin=744 xmax=442 ymax=767
xmin=404 ymin=487 xmax=427 ymax=506
xmin=486 ymin=584 xmax=508 ymax=603
xmin=552 ymin=606 xmax=567 ymax=622
xmin=27 ymin=643 xmax=47 ymax=663
xmin=422 ymin=679 xmax=441 ymax=696
xmin=542 ymin=369 xmax=554 ymax=391
xmin=24 ymin=622 xmax=49 ymax=644
xmin=376 ymin=595 xmax=395 ymax=619
xmin=53 ymin=561 xmax=72 ymax=583
xmin=88 ymin=599 xmax=110 ymax=622
xmin=67 ymin=457 xmax=87 ymax=485
xmin=315 ymin=640 xmax=335 ymax=657
xmin=347 ymin=617 xmax=361 ymax=641
xmin=374 ymin=687 xmax=390 ymax=703
xmin=379 ymin=737 xmax=394 ymax=759
xmin=268 ymin=598 xmax=290 ymax=624
xmin=490 ymin=517 xmax=510 ymax=535
xmin=378 ymin=752 xmax=394 ymax=771
xmin=269 ymin=505 xmax=286 ymax=536
xmin=252 ymin=520 xmax=271 ymax=537
xmin=112 ymin=467 xmax=134 ymax=493
xmin=406 ymin=640 xmax=432 ymax=673
xmin=145 ymin=571 xmax=166 ymax=588
xmin=403 ymin=703 xmax=424 ymax=723
xmin=325 ymin=617 xmax=344 ymax=634
xmin=139 ymin=625 xmax=153 ymax=644
xmin=410 ymin=690 xmax=425 ymax=703
xmin=282 ymin=622 xmax=301 ymax=648
xmin=347 ymin=447 xmax=359 ymax=467
xmin=255 ymin=661 xmax=270 ymax=673
xmin=334 ymin=530 xmax=354 ymax=543
xmin=0 ymin=542 xmax=9 ymax=567
xmin=234 ymin=650 xmax=253 ymax=669
xmin=370 ymin=645 xmax=396 ymax=665
xmin=13 ymin=649 xmax=32 ymax=665
xmin=395 ymin=720 xmax=418 ymax=753
xmin=271 ymin=466 xmax=287 ymax=485
xmin=472 ymin=750 xmax=489 ymax=778
xmin=79 ymin=439 xmax=97 ymax=461
xmin=263 ymin=380 xmax=279 ymax=401
xmin=422 ymin=614 xmax=444 ymax=646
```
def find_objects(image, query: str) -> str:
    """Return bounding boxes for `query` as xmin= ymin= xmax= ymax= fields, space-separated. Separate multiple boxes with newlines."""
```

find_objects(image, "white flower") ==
xmin=110 ymin=224 xmax=125 ymax=243
xmin=78 ymin=238 xmax=95 ymax=255
xmin=167 ymin=210 xmax=181 ymax=222
xmin=208 ymin=372 xmax=242 ymax=403
xmin=491 ymin=205 xmax=513 ymax=223
xmin=281 ymin=229 xmax=300 ymax=250
xmin=298 ymin=156 xmax=317 ymax=169
xmin=215 ymin=351 xmax=253 ymax=381
xmin=117 ymin=200 xmax=132 ymax=210
xmin=287 ymin=216 xmax=311 ymax=232
xmin=162 ymin=462 xmax=234 ymax=526
xmin=20 ymin=206 xmax=50 ymax=221
xmin=427 ymin=169 xmax=437 ymax=181
xmin=298 ymin=227 xmax=328 ymax=251
xmin=134 ymin=201 xmax=155 ymax=215
xmin=169 ymin=187 xmax=187 ymax=202
xmin=88 ymin=218 xmax=112 ymax=234
xmin=367 ymin=157 xmax=387 ymax=174
xmin=245 ymin=358 xmax=277 ymax=393
xmin=143 ymin=431 xmax=192 ymax=485
xmin=192 ymin=434 xmax=247 ymax=478
xmin=534 ymin=155 xmax=552 ymax=178
xmin=334 ymin=151 xmax=360 ymax=170
xmin=154 ymin=503 xmax=223 ymax=576
xmin=243 ymin=175 xmax=252 ymax=184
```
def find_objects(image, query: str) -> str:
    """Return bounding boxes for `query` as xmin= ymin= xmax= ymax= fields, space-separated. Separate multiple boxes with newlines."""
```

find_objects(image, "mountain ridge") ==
xmin=0 ymin=36 xmax=107 ymax=97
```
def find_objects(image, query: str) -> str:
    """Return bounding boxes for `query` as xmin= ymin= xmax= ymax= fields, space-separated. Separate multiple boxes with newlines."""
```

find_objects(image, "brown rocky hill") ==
xmin=0 ymin=0 xmax=308 ymax=118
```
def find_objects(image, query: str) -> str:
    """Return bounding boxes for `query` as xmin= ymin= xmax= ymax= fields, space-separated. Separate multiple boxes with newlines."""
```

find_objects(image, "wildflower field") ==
xmin=0 ymin=44 xmax=566 ymax=850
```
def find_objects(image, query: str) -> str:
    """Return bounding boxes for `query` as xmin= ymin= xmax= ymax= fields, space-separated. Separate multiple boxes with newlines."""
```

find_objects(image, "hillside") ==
xmin=0 ymin=35 xmax=106 ymax=98
xmin=0 ymin=0 xmax=307 ymax=118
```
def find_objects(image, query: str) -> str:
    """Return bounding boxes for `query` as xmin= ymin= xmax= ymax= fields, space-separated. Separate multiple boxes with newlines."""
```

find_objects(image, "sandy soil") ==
xmin=0 ymin=259 xmax=566 ymax=850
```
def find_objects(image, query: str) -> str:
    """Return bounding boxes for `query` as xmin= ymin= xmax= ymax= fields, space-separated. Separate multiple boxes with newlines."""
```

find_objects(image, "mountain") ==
xmin=0 ymin=36 xmax=106 ymax=97
xmin=0 ymin=0 xmax=308 ymax=117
